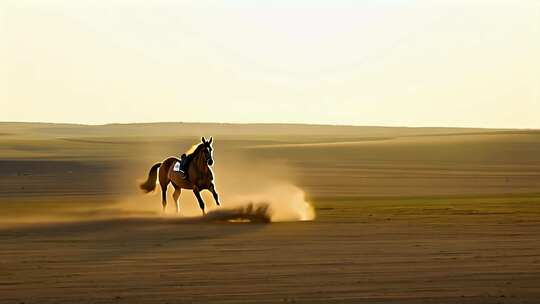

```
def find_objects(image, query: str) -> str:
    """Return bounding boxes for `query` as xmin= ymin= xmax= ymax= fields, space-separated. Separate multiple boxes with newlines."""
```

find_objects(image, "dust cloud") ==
xmin=119 ymin=151 xmax=316 ymax=223
xmin=116 ymin=182 xmax=315 ymax=223
xmin=0 ymin=143 xmax=318 ymax=226
xmin=224 ymin=184 xmax=315 ymax=222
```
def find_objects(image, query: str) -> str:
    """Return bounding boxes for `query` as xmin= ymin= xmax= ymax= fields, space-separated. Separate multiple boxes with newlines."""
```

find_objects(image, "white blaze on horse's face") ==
xmin=202 ymin=136 xmax=214 ymax=166
xmin=207 ymin=147 xmax=213 ymax=166
xmin=205 ymin=145 xmax=214 ymax=166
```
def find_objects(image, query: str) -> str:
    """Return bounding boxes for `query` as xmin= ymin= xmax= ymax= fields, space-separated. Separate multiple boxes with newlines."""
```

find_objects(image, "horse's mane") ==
xmin=186 ymin=144 xmax=201 ymax=155
xmin=185 ymin=143 xmax=204 ymax=157
xmin=181 ymin=143 xmax=206 ymax=172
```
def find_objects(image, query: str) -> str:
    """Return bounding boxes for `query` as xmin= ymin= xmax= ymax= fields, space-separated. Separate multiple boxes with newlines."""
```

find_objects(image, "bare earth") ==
xmin=1 ymin=122 xmax=540 ymax=303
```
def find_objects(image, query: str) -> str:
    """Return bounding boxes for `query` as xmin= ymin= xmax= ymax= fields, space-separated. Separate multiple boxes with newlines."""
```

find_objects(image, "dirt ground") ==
xmin=1 ymin=122 xmax=540 ymax=303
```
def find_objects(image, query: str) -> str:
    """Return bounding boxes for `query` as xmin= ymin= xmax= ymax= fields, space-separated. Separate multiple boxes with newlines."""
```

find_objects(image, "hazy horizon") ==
xmin=3 ymin=0 xmax=539 ymax=128
xmin=1 ymin=120 xmax=534 ymax=130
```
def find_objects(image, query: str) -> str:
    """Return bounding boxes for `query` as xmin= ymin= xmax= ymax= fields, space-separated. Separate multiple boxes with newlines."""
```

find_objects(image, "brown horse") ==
xmin=139 ymin=137 xmax=220 ymax=215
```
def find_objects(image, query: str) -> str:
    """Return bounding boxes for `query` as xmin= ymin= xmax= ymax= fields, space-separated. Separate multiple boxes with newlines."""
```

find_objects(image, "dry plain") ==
xmin=1 ymin=122 xmax=540 ymax=303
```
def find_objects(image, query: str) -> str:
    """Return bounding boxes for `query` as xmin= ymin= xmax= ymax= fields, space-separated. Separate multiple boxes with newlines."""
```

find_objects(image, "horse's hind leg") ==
xmin=161 ymin=185 xmax=168 ymax=212
xmin=172 ymin=185 xmax=182 ymax=214
xmin=158 ymin=164 xmax=170 ymax=213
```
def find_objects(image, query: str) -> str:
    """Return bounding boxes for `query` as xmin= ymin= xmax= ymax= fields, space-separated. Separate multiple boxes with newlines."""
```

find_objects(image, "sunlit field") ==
xmin=1 ymin=122 xmax=540 ymax=303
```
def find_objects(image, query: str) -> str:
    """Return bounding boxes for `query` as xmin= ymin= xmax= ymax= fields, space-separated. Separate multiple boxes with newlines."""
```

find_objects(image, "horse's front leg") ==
xmin=192 ymin=186 xmax=206 ymax=215
xmin=209 ymin=183 xmax=220 ymax=206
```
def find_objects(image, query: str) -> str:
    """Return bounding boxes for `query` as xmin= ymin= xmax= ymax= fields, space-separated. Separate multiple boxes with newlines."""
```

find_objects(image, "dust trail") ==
xmin=224 ymin=184 xmax=316 ymax=222
xmin=204 ymin=203 xmax=272 ymax=223
xmin=0 ymin=183 xmax=315 ymax=226
xmin=112 ymin=184 xmax=315 ymax=223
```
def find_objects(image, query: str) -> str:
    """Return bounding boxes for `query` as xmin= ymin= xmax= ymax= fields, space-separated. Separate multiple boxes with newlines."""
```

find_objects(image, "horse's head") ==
xmin=200 ymin=136 xmax=214 ymax=166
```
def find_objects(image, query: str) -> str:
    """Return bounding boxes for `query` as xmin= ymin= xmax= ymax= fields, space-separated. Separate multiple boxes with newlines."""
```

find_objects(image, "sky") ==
xmin=1 ymin=0 xmax=539 ymax=128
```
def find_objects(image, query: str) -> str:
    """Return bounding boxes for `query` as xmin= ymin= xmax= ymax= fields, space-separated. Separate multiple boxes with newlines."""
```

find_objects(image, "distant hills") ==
xmin=0 ymin=122 xmax=517 ymax=139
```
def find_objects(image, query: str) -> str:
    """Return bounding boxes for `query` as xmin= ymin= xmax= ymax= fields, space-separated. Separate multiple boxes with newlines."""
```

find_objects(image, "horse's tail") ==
xmin=139 ymin=162 xmax=162 ymax=193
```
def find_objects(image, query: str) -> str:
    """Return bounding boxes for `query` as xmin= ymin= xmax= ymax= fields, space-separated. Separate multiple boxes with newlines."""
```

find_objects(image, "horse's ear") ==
xmin=209 ymin=137 xmax=213 ymax=144
xmin=201 ymin=136 xmax=206 ymax=143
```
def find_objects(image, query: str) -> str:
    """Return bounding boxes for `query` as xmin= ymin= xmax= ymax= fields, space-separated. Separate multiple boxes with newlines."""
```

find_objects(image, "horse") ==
xmin=139 ymin=137 xmax=220 ymax=215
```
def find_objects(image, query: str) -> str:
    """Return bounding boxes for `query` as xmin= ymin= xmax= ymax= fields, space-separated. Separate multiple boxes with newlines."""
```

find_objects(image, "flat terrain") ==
xmin=1 ymin=122 xmax=540 ymax=303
